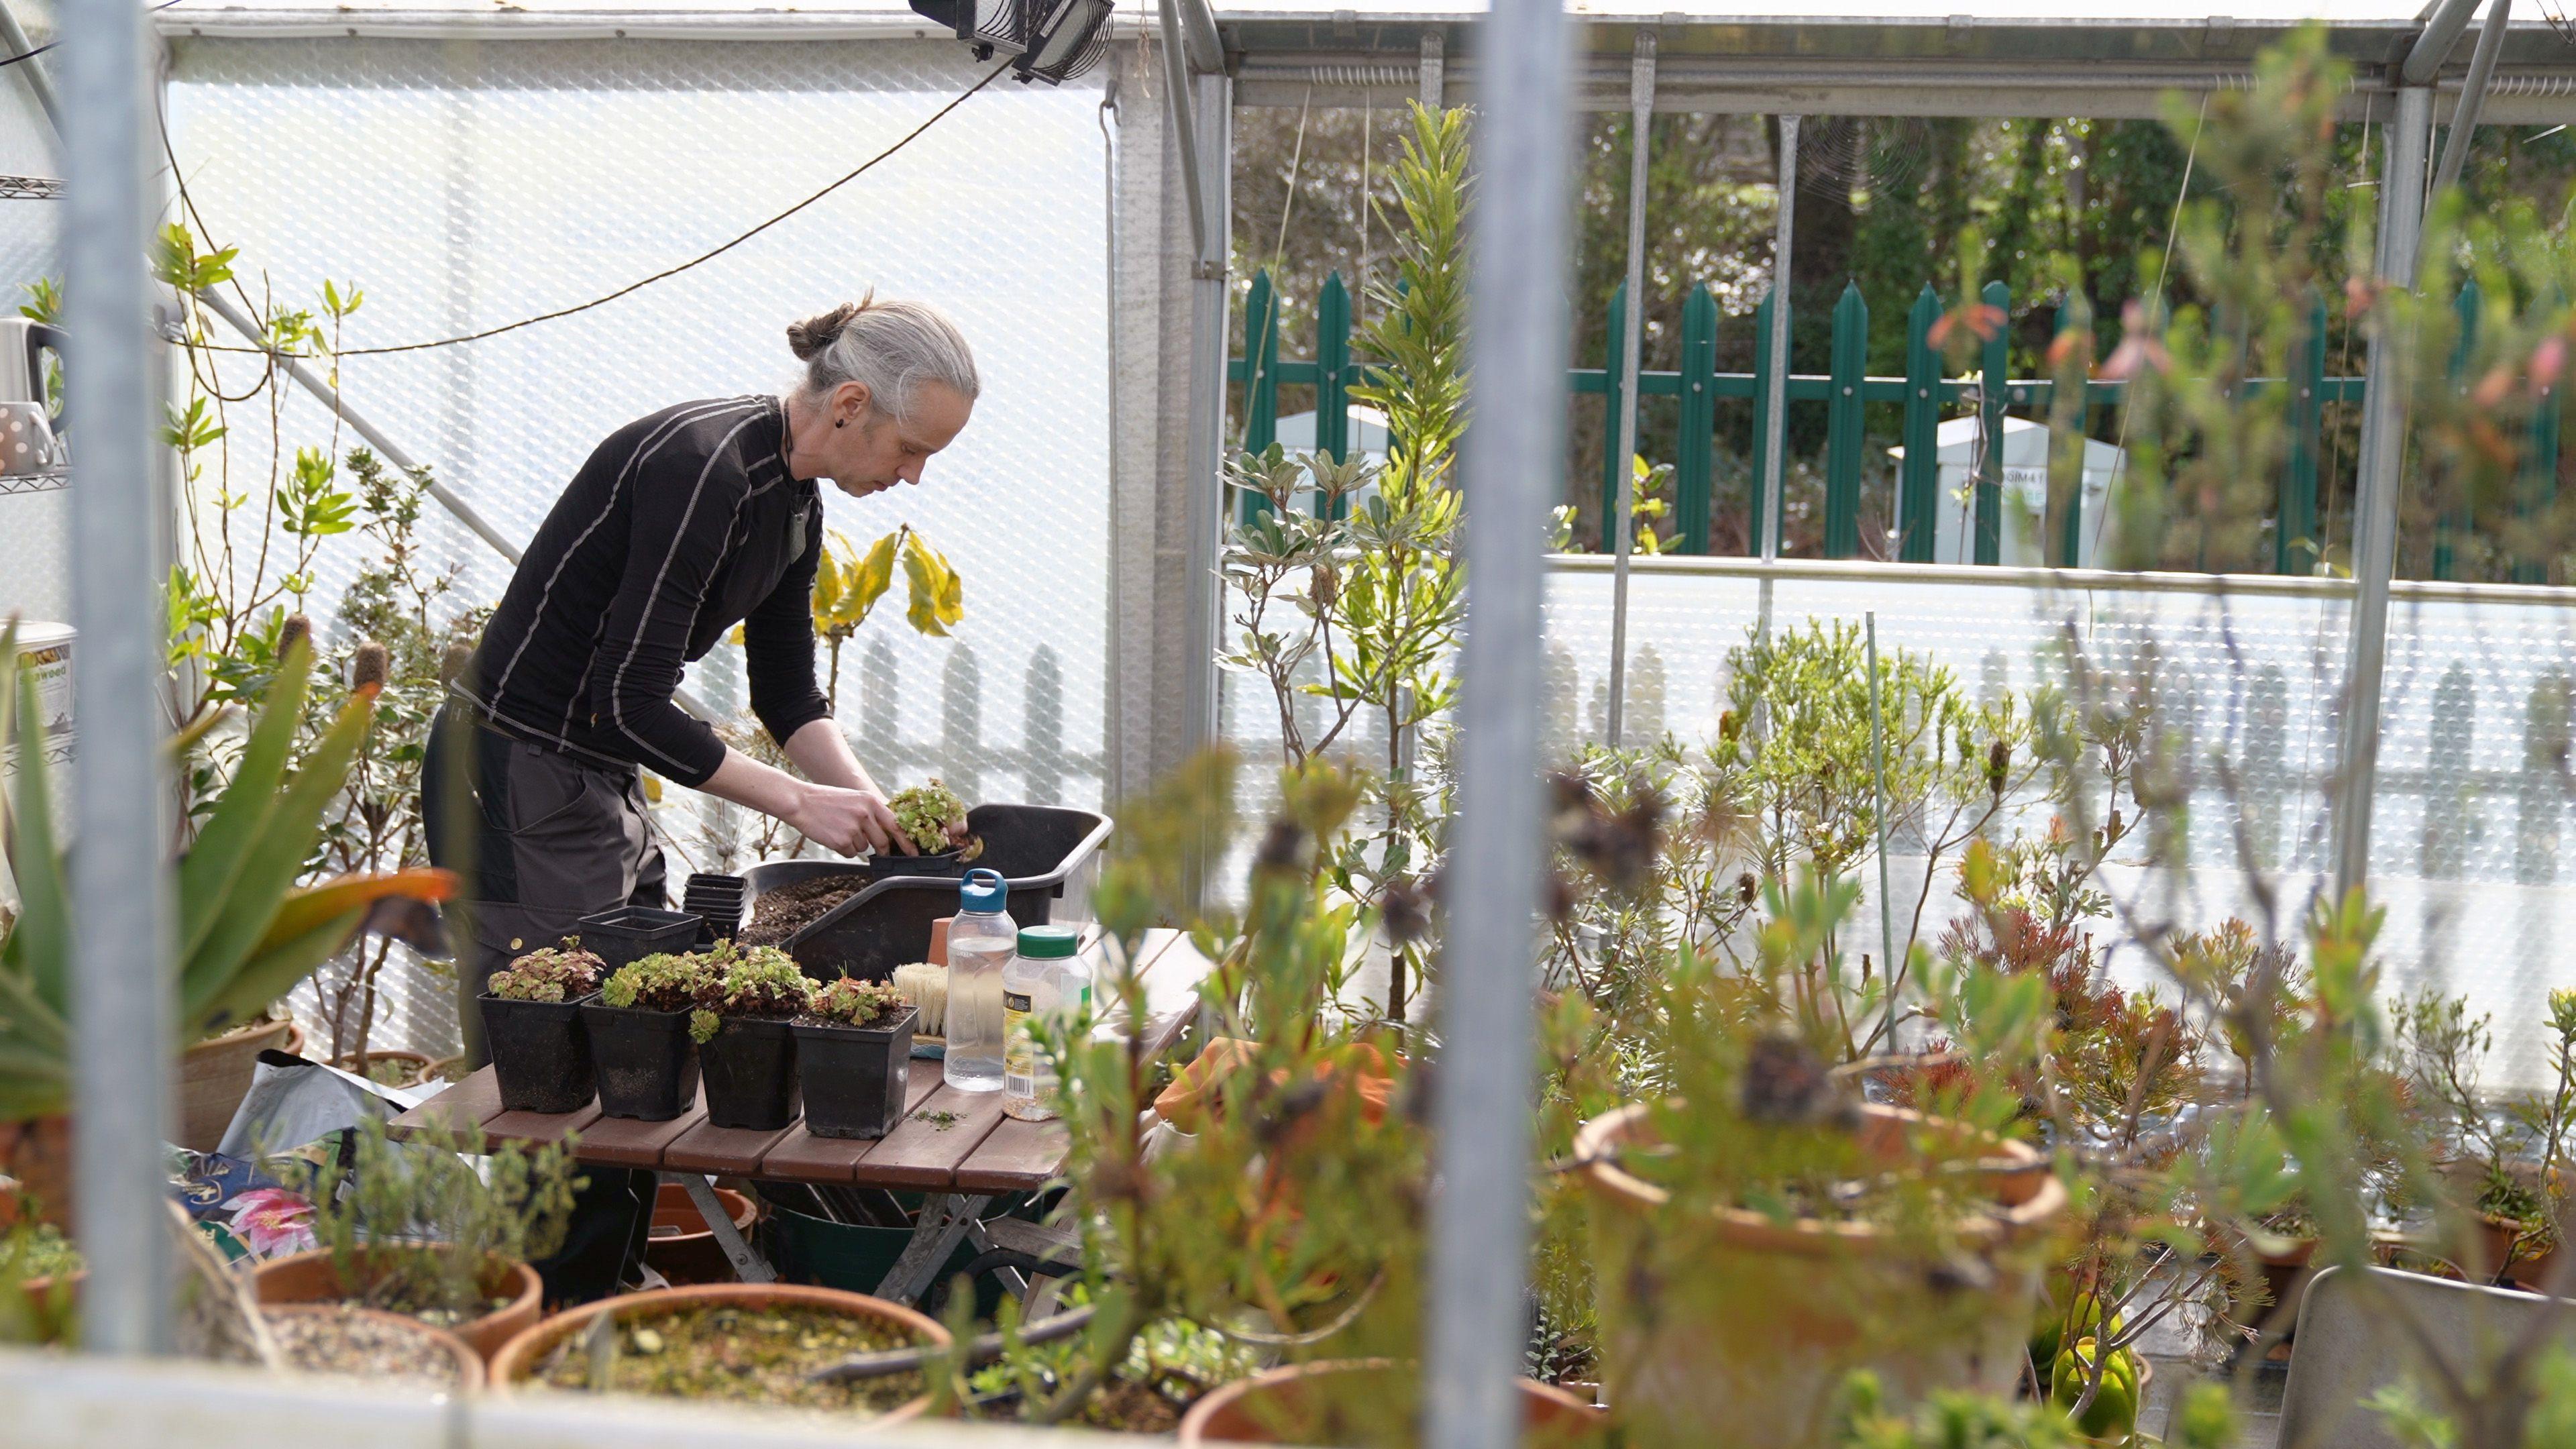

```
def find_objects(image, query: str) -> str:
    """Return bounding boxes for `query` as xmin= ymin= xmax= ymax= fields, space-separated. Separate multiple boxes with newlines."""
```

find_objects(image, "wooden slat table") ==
xmin=390 ymin=927 xmax=1213 ymax=1301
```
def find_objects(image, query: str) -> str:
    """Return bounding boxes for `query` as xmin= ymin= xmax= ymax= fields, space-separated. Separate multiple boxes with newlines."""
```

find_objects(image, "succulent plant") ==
xmin=802 ymin=977 xmax=909 ymax=1030
xmin=685 ymin=941 xmax=813 ymax=1042
xmin=485 ymin=938 xmax=606 ymax=1003
xmin=888 ymin=779 xmax=966 ymax=855
xmin=600 ymin=951 xmax=713 ymax=1014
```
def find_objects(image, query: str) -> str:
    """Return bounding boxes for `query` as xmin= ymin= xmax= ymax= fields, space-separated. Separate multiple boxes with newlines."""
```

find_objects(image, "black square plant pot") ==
xmin=478 ymin=991 xmax=598 ymax=1114
xmin=700 ymin=1016 xmax=802 ymax=1131
xmin=575 ymin=906 xmax=701 ymax=975
xmin=792 ymin=1006 xmax=917 ymax=1140
xmin=581 ymin=1002 xmax=701 ymax=1121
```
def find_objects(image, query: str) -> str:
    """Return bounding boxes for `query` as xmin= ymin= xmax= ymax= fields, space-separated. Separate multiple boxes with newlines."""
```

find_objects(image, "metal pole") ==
xmin=2332 ymin=83 xmax=2434 ymax=901
xmin=1417 ymin=30 xmax=1444 ymax=111
xmin=0 ymin=0 xmax=58 ymax=127
xmin=1426 ymin=0 xmax=1568 ymax=1443
xmin=1179 ymin=68 xmax=1231 ymax=761
xmin=1603 ymin=30 xmax=1654 ymax=748
xmin=2432 ymin=0 xmax=2510 ymax=199
xmin=1864 ymin=611 xmax=1897 ymax=1045
xmin=1759 ymin=114 xmax=1799 ymax=564
xmin=66 ymin=0 xmax=174 ymax=1356
xmin=1157 ymin=0 xmax=1211 ymax=268
xmin=2403 ymin=0 xmax=2487 ymax=85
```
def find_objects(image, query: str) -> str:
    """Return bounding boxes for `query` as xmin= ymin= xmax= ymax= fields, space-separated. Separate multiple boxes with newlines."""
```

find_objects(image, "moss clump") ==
xmin=800 ymin=977 xmax=909 ymax=1030
xmin=888 ymin=780 xmax=966 ymax=854
xmin=487 ymin=938 xmax=606 ymax=1002
xmin=533 ymin=1303 xmax=925 ymax=1413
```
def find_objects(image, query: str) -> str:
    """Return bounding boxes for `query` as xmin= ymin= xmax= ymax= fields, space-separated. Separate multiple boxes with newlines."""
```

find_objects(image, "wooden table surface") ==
xmin=390 ymin=927 xmax=1212 ymax=1195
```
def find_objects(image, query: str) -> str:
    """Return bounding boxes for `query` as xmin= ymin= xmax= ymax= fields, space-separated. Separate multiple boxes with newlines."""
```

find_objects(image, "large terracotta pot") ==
xmin=486 ymin=1281 xmax=948 ymax=1421
xmin=642 ymin=1183 xmax=758 ymax=1285
xmin=253 ymin=1245 xmax=543 ymax=1364
xmin=262 ymin=1303 xmax=485 ymax=1393
xmin=0 ymin=1114 xmax=72 ymax=1226
xmin=1574 ymin=1101 xmax=2067 ymax=1449
xmin=1179 ymin=1359 xmax=1603 ymax=1446
xmin=178 ymin=1015 xmax=296 ymax=1152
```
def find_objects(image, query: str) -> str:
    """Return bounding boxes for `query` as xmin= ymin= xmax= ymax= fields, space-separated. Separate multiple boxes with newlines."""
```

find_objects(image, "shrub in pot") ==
xmin=263 ymin=1303 xmax=485 ymax=1392
xmin=690 ymin=942 xmax=812 ymax=1131
xmin=487 ymin=1281 xmax=948 ymax=1419
xmin=481 ymin=938 xmax=606 ymax=1114
xmin=586 ymin=952 xmax=712 ymax=1121
xmin=255 ymin=1115 xmax=579 ymax=1362
xmin=794 ymin=979 xmax=916 ymax=1139
xmin=0 ymin=633 xmax=454 ymax=1225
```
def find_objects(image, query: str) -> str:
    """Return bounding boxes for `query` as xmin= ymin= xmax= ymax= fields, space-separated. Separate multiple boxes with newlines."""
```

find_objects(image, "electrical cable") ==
xmin=192 ymin=56 xmax=1013 ymax=359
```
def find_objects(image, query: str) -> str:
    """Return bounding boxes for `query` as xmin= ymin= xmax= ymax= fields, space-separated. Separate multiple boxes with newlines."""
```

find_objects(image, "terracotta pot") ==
xmin=252 ymin=1245 xmax=544 ymax=1364
xmin=262 ymin=1303 xmax=484 ymax=1393
xmin=0 ymin=1114 xmax=72 ymax=1226
xmin=642 ymin=1183 xmax=759 ymax=1285
xmin=1179 ymin=1359 xmax=1604 ymax=1446
xmin=178 ymin=1015 xmax=295 ymax=1152
xmin=1574 ymin=1101 xmax=2067 ymax=1449
xmin=486 ymin=1281 xmax=949 ymax=1421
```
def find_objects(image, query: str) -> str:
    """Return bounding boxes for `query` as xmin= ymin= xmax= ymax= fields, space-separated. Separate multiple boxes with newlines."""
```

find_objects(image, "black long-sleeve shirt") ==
xmin=455 ymin=395 xmax=831 ymax=788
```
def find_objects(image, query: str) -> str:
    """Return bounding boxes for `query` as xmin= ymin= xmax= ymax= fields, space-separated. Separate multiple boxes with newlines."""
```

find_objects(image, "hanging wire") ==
xmin=190 ymin=58 xmax=1013 ymax=359
xmin=2088 ymin=95 xmax=2211 ymax=563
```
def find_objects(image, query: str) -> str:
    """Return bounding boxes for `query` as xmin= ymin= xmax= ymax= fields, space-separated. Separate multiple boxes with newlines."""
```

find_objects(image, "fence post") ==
xmin=1240 ymin=268 xmax=1280 ymax=522
xmin=1900 ymin=284 xmax=1940 ymax=563
xmin=2434 ymin=278 xmax=2480 ymax=580
xmin=1749 ymin=289 xmax=1776 ymax=556
xmin=2049 ymin=292 xmax=2091 ymax=568
xmin=2520 ymin=287 xmax=2565 ymax=585
xmin=1825 ymin=280 xmax=1866 ymax=558
xmin=2281 ymin=289 xmax=2328 ymax=576
xmin=1601 ymin=280 xmax=1627 ymax=537
xmin=1976 ymin=280 xmax=2010 ymax=566
xmin=1676 ymin=284 xmax=1717 ymax=554
xmin=1316 ymin=270 xmax=1352 ymax=513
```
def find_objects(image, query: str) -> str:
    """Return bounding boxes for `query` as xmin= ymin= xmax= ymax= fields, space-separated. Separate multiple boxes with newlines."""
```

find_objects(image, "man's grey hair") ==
xmin=785 ymin=292 xmax=979 ymax=421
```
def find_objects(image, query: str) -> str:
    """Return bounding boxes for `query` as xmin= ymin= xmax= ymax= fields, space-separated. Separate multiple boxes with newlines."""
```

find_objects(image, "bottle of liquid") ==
xmin=943 ymin=869 xmax=1014 ymax=1092
xmin=1002 ymin=924 xmax=1082 ymax=1122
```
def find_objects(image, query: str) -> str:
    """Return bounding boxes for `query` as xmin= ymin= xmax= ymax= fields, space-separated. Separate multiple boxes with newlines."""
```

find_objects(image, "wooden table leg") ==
xmin=874 ymin=1191 xmax=990 ymax=1305
xmin=661 ymin=1171 xmax=775 ymax=1284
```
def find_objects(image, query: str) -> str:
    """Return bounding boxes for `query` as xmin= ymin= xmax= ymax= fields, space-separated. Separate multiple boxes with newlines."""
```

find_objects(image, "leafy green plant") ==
xmin=688 ymin=943 xmax=812 ymax=1043
xmin=288 ymin=1114 xmax=581 ymax=1325
xmin=888 ymin=779 xmax=967 ymax=854
xmin=600 ymin=952 xmax=714 ymax=1014
xmin=485 ymin=939 xmax=606 ymax=1003
xmin=802 ymin=977 xmax=908 ymax=1029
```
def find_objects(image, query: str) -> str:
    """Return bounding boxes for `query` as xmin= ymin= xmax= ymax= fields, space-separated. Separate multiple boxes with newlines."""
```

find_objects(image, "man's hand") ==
xmin=788 ymin=782 xmax=906 ymax=857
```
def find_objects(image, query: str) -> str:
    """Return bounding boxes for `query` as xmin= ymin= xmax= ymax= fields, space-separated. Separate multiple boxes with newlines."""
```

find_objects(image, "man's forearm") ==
xmin=783 ymin=716 xmax=878 ymax=794
xmin=700 ymin=745 xmax=811 ymax=820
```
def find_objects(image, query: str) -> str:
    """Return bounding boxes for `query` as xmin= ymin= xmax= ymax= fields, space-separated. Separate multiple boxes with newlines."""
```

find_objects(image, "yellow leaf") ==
xmin=901 ymin=531 xmax=965 ymax=637
xmin=847 ymin=529 xmax=899 ymax=628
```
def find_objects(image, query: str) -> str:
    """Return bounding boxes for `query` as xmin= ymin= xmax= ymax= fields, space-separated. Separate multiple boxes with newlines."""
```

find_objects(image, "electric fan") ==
xmin=910 ymin=0 xmax=1116 ymax=85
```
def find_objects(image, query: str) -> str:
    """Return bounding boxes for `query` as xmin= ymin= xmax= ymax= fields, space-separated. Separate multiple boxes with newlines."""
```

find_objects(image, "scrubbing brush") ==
xmin=892 ymin=961 xmax=948 ymax=1057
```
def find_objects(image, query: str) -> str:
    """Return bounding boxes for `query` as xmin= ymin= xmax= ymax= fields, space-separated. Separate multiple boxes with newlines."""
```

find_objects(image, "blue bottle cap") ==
xmin=959 ymin=867 xmax=1008 ymax=914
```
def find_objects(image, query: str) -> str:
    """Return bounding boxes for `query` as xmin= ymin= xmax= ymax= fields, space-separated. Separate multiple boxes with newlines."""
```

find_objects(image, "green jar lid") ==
xmin=1016 ymin=924 xmax=1080 ymax=959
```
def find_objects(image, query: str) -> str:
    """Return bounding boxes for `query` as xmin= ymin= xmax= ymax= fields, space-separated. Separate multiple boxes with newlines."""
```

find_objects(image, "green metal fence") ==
xmin=1227 ymin=267 xmax=2479 ymax=576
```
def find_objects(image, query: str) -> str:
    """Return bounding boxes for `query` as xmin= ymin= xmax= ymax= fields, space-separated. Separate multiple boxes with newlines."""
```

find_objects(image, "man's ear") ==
xmin=838 ymin=380 xmax=875 ymax=427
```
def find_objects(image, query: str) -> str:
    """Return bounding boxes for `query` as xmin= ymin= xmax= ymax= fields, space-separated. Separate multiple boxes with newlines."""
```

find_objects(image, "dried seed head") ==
xmin=1738 ymin=1032 xmax=1854 ymax=1128
xmin=1310 ymin=559 xmax=1338 ymax=608
xmin=439 ymin=641 xmax=474 ymax=687
xmin=350 ymin=640 xmax=391 ymax=690
xmin=1736 ymin=871 xmax=1759 ymax=907
xmin=1381 ymin=874 xmax=1434 ymax=946
xmin=1986 ymin=738 xmax=2010 ymax=798
xmin=278 ymin=613 xmax=313 ymax=659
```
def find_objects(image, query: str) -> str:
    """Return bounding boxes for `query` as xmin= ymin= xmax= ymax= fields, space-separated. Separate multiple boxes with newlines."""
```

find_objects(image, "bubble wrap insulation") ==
xmin=164 ymin=36 xmax=1111 ymax=1057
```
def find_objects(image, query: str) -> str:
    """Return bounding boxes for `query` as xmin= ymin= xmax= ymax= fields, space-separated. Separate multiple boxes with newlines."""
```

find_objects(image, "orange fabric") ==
xmin=1152 ymin=1038 xmax=1397 ymax=1134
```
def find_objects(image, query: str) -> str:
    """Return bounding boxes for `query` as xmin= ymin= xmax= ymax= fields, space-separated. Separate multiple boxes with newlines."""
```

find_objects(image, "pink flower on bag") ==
xmin=226 ymin=1188 xmax=318 ymax=1259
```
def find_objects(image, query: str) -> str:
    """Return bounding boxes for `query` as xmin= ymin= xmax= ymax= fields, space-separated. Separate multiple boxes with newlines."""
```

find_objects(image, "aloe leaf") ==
xmin=178 ymin=638 xmax=313 ymax=963
xmin=191 ymin=906 xmax=366 ymax=1038
xmin=252 ymin=867 xmax=454 ymax=956
xmin=180 ymin=680 xmax=372 ymax=1028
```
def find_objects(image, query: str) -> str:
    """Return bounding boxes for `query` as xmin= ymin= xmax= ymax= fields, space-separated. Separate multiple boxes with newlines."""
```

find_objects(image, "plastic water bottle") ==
xmin=1002 ymin=924 xmax=1081 ymax=1122
xmin=943 ymin=869 xmax=1014 ymax=1092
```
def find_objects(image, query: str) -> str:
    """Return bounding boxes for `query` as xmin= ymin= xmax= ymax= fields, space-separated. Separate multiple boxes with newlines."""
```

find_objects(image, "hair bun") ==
xmin=786 ymin=303 xmax=861 ymax=362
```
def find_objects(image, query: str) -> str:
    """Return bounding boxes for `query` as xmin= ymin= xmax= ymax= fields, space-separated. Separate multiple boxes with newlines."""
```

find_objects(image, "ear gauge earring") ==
xmin=835 ymin=417 xmax=847 ymax=429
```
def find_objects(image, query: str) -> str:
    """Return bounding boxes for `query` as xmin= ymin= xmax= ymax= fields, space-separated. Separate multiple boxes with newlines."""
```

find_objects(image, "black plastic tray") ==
xmin=742 ymin=802 xmax=1112 ymax=984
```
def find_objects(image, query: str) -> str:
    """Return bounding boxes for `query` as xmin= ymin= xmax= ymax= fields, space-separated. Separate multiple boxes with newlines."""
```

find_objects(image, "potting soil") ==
xmin=534 ymin=1303 xmax=923 ymax=1412
xmin=265 ymin=1305 xmax=470 ymax=1390
xmin=739 ymin=875 xmax=868 ymax=948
